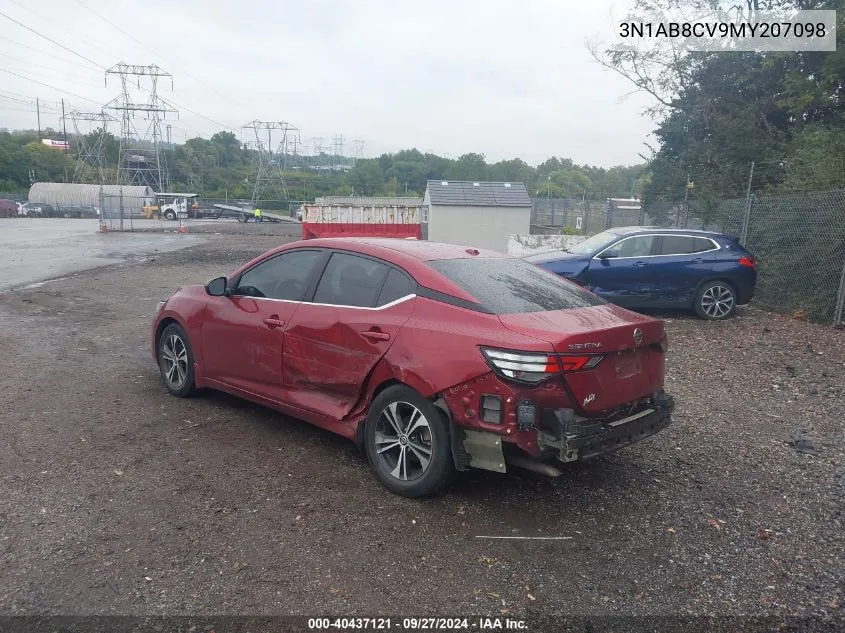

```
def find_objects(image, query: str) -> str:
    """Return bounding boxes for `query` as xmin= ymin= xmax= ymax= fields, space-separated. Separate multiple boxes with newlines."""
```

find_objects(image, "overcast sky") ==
xmin=0 ymin=0 xmax=655 ymax=167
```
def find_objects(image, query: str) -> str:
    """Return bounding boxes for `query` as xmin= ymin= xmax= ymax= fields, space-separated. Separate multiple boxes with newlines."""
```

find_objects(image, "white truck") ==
xmin=144 ymin=194 xmax=200 ymax=220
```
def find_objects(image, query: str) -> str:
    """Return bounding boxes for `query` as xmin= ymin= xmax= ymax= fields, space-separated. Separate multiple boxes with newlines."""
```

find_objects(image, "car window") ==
xmin=235 ymin=249 xmax=322 ymax=300
xmin=692 ymin=237 xmax=717 ymax=252
xmin=659 ymin=236 xmax=717 ymax=255
xmin=313 ymin=253 xmax=391 ymax=308
xmin=611 ymin=235 xmax=658 ymax=257
xmin=429 ymin=258 xmax=606 ymax=314
xmin=377 ymin=268 xmax=417 ymax=306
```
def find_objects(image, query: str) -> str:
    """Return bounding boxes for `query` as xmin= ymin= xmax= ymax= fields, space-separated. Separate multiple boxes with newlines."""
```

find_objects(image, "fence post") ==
xmin=834 ymin=254 xmax=845 ymax=325
xmin=740 ymin=161 xmax=755 ymax=246
xmin=119 ymin=186 xmax=124 ymax=232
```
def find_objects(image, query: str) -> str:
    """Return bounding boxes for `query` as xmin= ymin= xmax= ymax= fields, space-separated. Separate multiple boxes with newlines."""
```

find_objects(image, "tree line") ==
xmin=0 ymin=127 xmax=646 ymax=203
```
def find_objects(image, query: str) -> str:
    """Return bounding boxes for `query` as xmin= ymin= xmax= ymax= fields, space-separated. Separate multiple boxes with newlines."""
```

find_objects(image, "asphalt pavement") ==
xmin=0 ymin=218 xmax=203 ymax=291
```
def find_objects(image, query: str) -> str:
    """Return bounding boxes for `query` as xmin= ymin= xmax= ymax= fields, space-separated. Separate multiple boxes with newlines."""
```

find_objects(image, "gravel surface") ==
xmin=0 ymin=236 xmax=842 ymax=626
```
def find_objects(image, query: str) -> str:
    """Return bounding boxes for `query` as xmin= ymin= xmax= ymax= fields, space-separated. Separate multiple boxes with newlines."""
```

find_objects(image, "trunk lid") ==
xmin=498 ymin=304 xmax=666 ymax=414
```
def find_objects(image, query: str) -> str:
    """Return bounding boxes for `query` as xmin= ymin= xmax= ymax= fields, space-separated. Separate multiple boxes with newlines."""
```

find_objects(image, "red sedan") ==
xmin=152 ymin=238 xmax=675 ymax=497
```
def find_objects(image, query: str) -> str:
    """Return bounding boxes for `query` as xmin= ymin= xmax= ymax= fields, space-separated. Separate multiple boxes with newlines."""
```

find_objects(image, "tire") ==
xmin=164 ymin=210 xmax=176 ymax=221
xmin=364 ymin=385 xmax=455 ymax=498
xmin=156 ymin=323 xmax=197 ymax=397
xmin=695 ymin=280 xmax=737 ymax=320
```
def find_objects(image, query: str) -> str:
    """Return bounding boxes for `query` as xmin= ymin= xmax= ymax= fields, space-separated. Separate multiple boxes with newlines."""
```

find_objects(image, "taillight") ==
xmin=480 ymin=347 xmax=603 ymax=384
xmin=738 ymin=256 xmax=756 ymax=268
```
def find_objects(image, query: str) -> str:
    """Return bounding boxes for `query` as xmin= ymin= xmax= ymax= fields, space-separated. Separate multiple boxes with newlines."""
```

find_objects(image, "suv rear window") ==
xmin=429 ymin=258 xmax=606 ymax=314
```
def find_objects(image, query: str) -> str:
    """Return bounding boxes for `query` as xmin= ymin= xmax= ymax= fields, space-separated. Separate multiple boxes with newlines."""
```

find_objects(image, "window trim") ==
xmin=303 ymin=248 xmax=420 ymax=310
xmin=229 ymin=248 xmax=329 ymax=302
xmin=594 ymin=233 xmax=721 ymax=260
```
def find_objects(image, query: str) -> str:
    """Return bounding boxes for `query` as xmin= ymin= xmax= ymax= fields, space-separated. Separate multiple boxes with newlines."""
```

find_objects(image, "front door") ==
xmin=202 ymin=249 xmax=324 ymax=400
xmin=586 ymin=234 xmax=660 ymax=308
xmin=283 ymin=252 xmax=417 ymax=420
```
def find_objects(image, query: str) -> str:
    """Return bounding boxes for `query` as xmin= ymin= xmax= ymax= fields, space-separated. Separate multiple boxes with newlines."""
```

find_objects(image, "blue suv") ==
xmin=525 ymin=227 xmax=757 ymax=320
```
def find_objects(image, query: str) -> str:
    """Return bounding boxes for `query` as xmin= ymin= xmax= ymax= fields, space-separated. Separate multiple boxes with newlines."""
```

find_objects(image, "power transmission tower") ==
xmin=311 ymin=136 xmax=325 ymax=167
xmin=332 ymin=133 xmax=344 ymax=160
xmin=242 ymin=120 xmax=294 ymax=203
xmin=104 ymin=63 xmax=178 ymax=191
xmin=66 ymin=110 xmax=116 ymax=184
xmin=285 ymin=128 xmax=302 ymax=167
xmin=352 ymin=139 xmax=365 ymax=163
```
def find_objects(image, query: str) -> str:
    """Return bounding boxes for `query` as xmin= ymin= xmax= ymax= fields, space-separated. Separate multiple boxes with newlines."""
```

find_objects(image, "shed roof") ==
xmin=425 ymin=180 xmax=531 ymax=207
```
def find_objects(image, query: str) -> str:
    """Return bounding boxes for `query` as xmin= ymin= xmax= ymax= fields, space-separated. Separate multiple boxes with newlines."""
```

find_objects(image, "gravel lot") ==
xmin=0 ymin=234 xmax=843 ymax=628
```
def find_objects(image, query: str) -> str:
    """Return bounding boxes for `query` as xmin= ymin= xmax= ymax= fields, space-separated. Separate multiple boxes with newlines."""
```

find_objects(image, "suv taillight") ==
xmin=739 ymin=256 xmax=756 ymax=268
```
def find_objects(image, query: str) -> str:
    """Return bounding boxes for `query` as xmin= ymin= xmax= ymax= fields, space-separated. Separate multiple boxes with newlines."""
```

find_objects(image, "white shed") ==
xmin=422 ymin=180 xmax=532 ymax=253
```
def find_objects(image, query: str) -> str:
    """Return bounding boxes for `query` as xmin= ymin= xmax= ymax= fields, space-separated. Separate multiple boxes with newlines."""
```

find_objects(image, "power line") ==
xmin=1 ymin=55 xmax=103 ymax=88
xmin=6 ymin=0 xmax=111 ymax=62
xmin=0 ymin=67 xmax=102 ymax=105
xmin=0 ymin=38 xmax=96 ymax=71
xmin=0 ymin=10 xmax=104 ymax=70
xmin=71 ymin=0 xmax=253 ymax=111
xmin=2 ymin=10 xmax=241 ymax=139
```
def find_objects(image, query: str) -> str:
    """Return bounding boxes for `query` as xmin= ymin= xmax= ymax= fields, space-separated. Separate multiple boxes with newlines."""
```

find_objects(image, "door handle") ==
xmin=633 ymin=261 xmax=649 ymax=267
xmin=263 ymin=317 xmax=285 ymax=329
xmin=361 ymin=330 xmax=390 ymax=341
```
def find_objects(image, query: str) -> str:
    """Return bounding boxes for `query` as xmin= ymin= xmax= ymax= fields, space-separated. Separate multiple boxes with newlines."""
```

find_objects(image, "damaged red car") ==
xmin=152 ymin=238 xmax=675 ymax=497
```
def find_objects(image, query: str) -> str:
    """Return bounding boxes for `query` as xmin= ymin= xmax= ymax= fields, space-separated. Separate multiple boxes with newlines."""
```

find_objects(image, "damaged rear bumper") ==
xmin=536 ymin=392 xmax=675 ymax=463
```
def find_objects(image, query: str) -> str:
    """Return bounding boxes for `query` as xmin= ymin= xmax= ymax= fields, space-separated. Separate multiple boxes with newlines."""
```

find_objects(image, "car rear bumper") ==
xmin=535 ymin=391 xmax=675 ymax=463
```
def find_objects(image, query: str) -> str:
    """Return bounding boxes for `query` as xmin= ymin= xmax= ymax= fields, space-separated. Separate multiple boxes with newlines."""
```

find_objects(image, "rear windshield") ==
xmin=429 ymin=257 xmax=606 ymax=314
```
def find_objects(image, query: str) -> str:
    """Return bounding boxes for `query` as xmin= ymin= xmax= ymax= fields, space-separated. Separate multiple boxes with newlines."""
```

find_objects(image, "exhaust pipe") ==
xmin=506 ymin=455 xmax=563 ymax=477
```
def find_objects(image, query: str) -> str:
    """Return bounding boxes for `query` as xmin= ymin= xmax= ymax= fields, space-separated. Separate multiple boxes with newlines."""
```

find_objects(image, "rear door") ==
xmin=647 ymin=235 xmax=718 ymax=307
xmin=283 ymin=251 xmax=417 ymax=420
xmin=586 ymin=234 xmax=661 ymax=308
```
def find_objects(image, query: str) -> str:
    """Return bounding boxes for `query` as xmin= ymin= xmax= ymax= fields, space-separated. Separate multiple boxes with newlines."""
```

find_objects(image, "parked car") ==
xmin=58 ymin=204 xmax=101 ymax=219
xmin=152 ymin=238 xmax=675 ymax=497
xmin=525 ymin=227 xmax=757 ymax=320
xmin=20 ymin=202 xmax=56 ymax=217
xmin=0 ymin=199 xmax=17 ymax=218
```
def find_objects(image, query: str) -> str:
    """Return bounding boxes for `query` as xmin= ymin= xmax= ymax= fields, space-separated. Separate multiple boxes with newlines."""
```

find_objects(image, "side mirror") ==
xmin=206 ymin=276 xmax=228 ymax=296
xmin=598 ymin=249 xmax=618 ymax=259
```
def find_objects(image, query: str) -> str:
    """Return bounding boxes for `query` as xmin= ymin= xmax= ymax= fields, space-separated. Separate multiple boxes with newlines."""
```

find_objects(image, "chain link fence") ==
xmin=530 ymin=198 xmax=607 ymax=235
xmin=96 ymin=193 xmax=306 ymax=234
xmin=642 ymin=191 xmax=845 ymax=325
xmin=531 ymin=190 xmax=845 ymax=325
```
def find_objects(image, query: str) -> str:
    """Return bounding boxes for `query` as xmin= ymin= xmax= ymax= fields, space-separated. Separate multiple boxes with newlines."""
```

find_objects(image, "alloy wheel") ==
xmin=374 ymin=401 xmax=433 ymax=481
xmin=700 ymin=285 xmax=735 ymax=318
xmin=160 ymin=333 xmax=189 ymax=388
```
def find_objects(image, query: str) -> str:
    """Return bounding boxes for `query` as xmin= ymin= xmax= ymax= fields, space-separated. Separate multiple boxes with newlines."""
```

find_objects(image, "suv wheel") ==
xmin=364 ymin=385 xmax=455 ymax=498
xmin=695 ymin=281 xmax=737 ymax=320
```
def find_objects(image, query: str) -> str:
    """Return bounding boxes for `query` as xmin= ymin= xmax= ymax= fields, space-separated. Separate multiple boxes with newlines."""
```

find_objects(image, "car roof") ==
xmin=231 ymin=237 xmax=509 ymax=307
xmin=296 ymin=237 xmax=509 ymax=261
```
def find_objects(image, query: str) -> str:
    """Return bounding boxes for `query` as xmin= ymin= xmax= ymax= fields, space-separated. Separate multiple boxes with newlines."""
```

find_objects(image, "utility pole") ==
xmin=61 ymin=98 xmax=68 ymax=152
xmin=682 ymin=171 xmax=691 ymax=227
xmin=741 ymin=161 xmax=755 ymax=246
xmin=36 ymin=98 xmax=42 ymax=140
